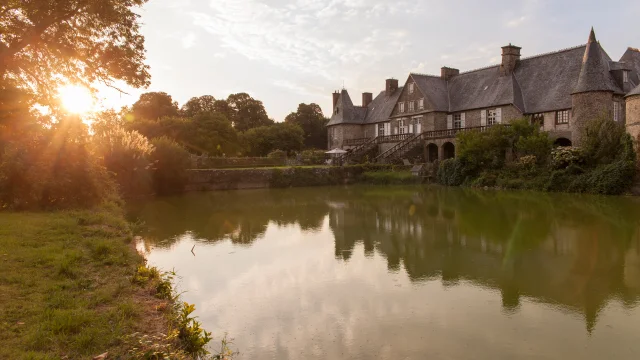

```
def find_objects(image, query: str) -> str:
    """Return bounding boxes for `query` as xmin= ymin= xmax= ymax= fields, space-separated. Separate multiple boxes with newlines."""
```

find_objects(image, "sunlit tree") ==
xmin=0 ymin=0 xmax=150 ymax=106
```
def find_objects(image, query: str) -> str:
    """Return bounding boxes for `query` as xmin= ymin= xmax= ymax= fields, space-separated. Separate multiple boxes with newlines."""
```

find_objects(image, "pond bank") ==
xmin=0 ymin=205 xmax=218 ymax=358
xmin=186 ymin=165 xmax=415 ymax=191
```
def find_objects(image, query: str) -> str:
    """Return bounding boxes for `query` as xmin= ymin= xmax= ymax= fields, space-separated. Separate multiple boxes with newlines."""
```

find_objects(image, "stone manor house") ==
xmin=326 ymin=29 xmax=640 ymax=164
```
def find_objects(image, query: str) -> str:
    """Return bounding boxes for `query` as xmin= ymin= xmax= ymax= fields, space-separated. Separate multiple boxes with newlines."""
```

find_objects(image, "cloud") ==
xmin=506 ymin=16 xmax=527 ymax=28
xmin=182 ymin=32 xmax=197 ymax=48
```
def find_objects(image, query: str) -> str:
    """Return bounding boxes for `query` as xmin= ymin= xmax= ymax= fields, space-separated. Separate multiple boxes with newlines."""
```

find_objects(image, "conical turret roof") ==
xmin=627 ymin=84 xmax=640 ymax=98
xmin=572 ymin=28 xmax=622 ymax=94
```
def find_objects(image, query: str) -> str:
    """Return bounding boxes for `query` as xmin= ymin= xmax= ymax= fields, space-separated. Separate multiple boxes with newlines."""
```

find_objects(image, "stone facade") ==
xmin=571 ymin=91 xmax=614 ymax=145
xmin=626 ymin=94 xmax=640 ymax=145
xmin=327 ymin=124 xmax=363 ymax=150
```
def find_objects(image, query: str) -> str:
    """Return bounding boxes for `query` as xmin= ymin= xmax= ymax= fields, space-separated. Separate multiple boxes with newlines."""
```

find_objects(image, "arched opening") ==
xmin=427 ymin=143 xmax=439 ymax=163
xmin=443 ymin=142 xmax=455 ymax=160
xmin=554 ymin=137 xmax=572 ymax=147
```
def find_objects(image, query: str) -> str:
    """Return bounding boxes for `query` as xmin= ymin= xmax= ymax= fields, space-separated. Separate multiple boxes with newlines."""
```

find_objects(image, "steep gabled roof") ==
xmin=364 ymin=87 xmax=404 ymax=124
xmin=327 ymin=90 xmax=363 ymax=126
xmin=410 ymin=74 xmax=449 ymax=111
xmin=448 ymin=66 xmax=517 ymax=112
xmin=573 ymin=28 xmax=624 ymax=94
xmin=620 ymin=47 xmax=640 ymax=87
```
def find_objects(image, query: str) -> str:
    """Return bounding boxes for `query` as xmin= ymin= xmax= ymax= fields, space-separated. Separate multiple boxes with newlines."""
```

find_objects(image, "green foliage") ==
xmin=551 ymin=147 xmax=585 ymax=170
xmin=267 ymin=149 xmax=287 ymax=160
xmin=227 ymin=93 xmax=274 ymax=132
xmin=284 ymin=103 xmax=329 ymax=149
xmin=242 ymin=123 xmax=305 ymax=156
xmin=515 ymin=132 xmax=552 ymax=163
xmin=129 ymin=92 xmax=180 ymax=121
xmin=437 ymin=158 xmax=467 ymax=186
xmin=149 ymin=137 xmax=191 ymax=195
xmin=181 ymin=95 xmax=218 ymax=118
xmin=0 ymin=119 xmax=117 ymax=209
xmin=0 ymin=0 xmax=150 ymax=107
xmin=581 ymin=114 xmax=634 ymax=165
xmin=457 ymin=125 xmax=509 ymax=174
xmin=299 ymin=149 xmax=326 ymax=165
xmin=186 ymin=113 xmax=240 ymax=156
xmin=94 ymin=126 xmax=154 ymax=197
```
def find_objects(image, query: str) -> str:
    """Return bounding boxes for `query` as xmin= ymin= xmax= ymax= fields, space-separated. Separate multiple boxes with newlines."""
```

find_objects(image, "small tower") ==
xmin=625 ymin=84 xmax=640 ymax=154
xmin=571 ymin=28 xmax=616 ymax=146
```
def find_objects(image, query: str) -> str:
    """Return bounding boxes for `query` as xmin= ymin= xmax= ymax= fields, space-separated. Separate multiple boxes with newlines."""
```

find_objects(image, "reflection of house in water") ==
xmin=328 ymin=190 xmax=640 ymax=333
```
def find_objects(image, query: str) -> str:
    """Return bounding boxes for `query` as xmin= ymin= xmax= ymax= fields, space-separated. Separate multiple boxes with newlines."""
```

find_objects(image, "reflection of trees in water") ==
xmin=327 ymin=186 xmax=640 ymax=333
xmin=127 ymin=188 xmax=331 ymax=247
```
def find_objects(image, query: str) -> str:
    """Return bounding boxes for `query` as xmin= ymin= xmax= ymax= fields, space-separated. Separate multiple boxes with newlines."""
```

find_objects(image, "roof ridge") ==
xmin=410 ymin=72 xmax=441 ymax=78
xmin=458 ymin=64 xmax=500 ymax=75
xmin=520 ymin=44 xmax=586 ymax=62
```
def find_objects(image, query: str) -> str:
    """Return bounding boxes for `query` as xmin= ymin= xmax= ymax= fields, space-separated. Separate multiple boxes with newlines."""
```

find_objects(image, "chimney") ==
xmin=362 ymin=92 xmax=373 ymax=107
xmin=441 ymin=67 xmax=460 ymax=81
xmin=332 ymin=91 xmax=340 ymax=110
xmin=385 ymin=79 xmax=398 ymax=96
xmin=500 ymin=44 xmax=521 ymax=76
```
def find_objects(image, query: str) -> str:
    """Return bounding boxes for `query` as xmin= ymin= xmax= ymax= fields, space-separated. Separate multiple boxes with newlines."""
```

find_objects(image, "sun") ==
xmin=58 ymin=85 xmax=95 ymax=114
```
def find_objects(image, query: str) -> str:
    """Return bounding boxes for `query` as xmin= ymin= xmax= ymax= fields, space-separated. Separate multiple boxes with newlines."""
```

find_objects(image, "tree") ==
xmin=241 ymin=123 xmax=304 ymax=156
xmin=129 ymin=92 xmax=179 ymax=121
xmin=181 ymin=95 xmax=217 ymax=118
xmin=285 ymin=103 xmax=328 ymax=149
xmin=183 ymin=113 xmax=240 ymax=156
xmin=0 ymin=0 xmax=150 ymax=106
xmin=227 ymin=93 xmax=273 ymax=132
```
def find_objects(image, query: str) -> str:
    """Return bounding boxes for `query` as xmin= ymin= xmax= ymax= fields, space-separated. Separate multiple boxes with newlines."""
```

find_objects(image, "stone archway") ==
xmin=427 ymin=143 xmax=439 ymax=163
xmin=442 ymin=142 xmax=455 ymax=160
xmin=554 ymin=137 xmax=572 ymax=147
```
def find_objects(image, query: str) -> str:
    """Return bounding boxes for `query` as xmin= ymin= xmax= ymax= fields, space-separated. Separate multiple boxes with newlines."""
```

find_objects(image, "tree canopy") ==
xmin=241 ymin=123 xmax=304 ymax=156
xmin=227 ymin=93 xmax=273 ymax=132
xmin=129 ymin=92 xmax=179 ymax=121
xmin=0 ymin=0 xmax=150 ymax=106
xmin=285 ymin=103 xmax=328 ymax=149
xmin=181 ymin=95 xmax=217 ymax=118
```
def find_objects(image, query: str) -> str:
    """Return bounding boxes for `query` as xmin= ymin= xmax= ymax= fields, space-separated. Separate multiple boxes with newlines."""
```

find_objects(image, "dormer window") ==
xmin=418 ymin=98 xmax=424 ymax=110
xmin=409 ymin=101 xmax=415 ymax=112
xmin=623 ymin=70 xmax=629 ymax=83
xmin=409 ymin=83 xmax=415 ymax=94
xmin=399 ymin=102 xmax=405 ymax=113
xmin=335 ymin=108 xmax=339 ymax=115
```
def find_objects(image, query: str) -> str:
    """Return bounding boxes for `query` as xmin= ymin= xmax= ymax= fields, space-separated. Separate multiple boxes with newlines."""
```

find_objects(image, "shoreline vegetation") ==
xmin=0 ymin=203 xmax=231 ymax=359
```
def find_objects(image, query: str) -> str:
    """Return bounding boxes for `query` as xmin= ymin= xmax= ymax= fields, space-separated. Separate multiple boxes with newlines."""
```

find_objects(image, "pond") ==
xmin=128 ymin=186 xmax=640 ymax=359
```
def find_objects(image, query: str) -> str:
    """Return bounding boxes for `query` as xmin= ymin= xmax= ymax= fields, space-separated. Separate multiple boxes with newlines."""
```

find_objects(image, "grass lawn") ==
xmin=0 ymin=205 xmax=168 ymax=359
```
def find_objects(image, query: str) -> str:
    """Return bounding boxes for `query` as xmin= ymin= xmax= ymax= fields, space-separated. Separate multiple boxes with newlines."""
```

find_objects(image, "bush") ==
xmin=581 ymin=114 xmax=632 ymax=165
xmin=267 ymin=149 xmax=287 ymax=160
xmin=550 ymin=147 xmax=585 ymax=170
xmin=0 ymin=120 xmax=117 ymax=210
xmin=515 ymin=132 xmax=552 ymax=164
xmin=583 ymin=160 xmax=636 ymax=195
xmin=437 ymin=158 xmax=467 ymax=186
xmin=299 ymin=149 xmax=326 ymax=166
xmin=94 ymin=127 xmax=154 ymax=198
xmin=360 ymin=171 xmax=419 ymax=185
xmin=149 ymin=137 xmax=191 ymax=195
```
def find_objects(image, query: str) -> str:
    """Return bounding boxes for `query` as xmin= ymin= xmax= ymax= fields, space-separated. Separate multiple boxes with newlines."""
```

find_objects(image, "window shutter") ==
xmin=408 ymin=121 xmax=413 ymax=134
xmin=447 ymin=115 xmax=453 ymax=130
xmin=394 ymin=126 xmax=398 ymax=135
xmin=496 ymin=108 xmax=502 ymax=124
xmin=461 ymin=113 xmax=466 ymax=128
xmin=481 ymin=110 xmax=487 ymax=126
xmin=384 ymin=123 xmax=390 ymax=135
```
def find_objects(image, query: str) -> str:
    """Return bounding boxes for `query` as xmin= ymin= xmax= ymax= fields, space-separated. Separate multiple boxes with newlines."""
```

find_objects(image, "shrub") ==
xmin=149 ymin=137 xmax=191 ymax=195
xmin=437 ymin=158 xmax=467 ymax=186
xmin=515 ymin=132 xmax=552 ymax=164
xmin=550 ymin=147 xmax=584 ymax=170
xmin=299 ymin=149 xmax=326 ymax=165
xmin=94 ymin=127 xmax=154 ymax=198
xmin=267 ymin=149 xmax=287 ymax=160
xmin=516 ymin=155 xmax=537 ymax=172
xmin=583 ymin=160 xmax=636 ymax=195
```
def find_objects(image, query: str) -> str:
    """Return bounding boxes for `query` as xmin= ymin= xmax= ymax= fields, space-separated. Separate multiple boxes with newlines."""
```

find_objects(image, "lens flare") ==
xmin=58 ymin=85 xmax=94 ymax=114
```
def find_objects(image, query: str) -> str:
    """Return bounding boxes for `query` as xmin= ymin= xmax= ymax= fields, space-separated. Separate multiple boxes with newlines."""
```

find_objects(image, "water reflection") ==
xmin=129 ymin=186 xmax=640 ymax=357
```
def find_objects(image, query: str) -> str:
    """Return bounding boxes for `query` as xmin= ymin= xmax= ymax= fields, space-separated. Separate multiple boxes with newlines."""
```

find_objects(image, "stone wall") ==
xmin=328 ymin=124 xmax=364 ymax=149
xmin=626 ymin=95 xmax=640 ymax=150
xmin=187 ymin=165 xmax=396 ymax=191
xmin=571 ymin=91 xmax=614 ymax=145
xmin=192 ymin=156 xmax=286 ymax=169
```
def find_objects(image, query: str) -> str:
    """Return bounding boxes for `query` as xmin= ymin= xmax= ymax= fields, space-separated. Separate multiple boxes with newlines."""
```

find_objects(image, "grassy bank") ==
xmin=0 ymin=204 xmax=221 ymax=359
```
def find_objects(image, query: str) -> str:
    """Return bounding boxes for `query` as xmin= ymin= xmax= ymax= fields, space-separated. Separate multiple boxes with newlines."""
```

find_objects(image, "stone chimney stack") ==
xmin=500 ymin=44 xmax=522 ymax=76
xmin=386 ymin=79 xmax=399 ymax=96
xmin=332 ymin=91 xmax=340 ymax=110
xmin=362 ymin=92 xmax=373 ymax=107
xmin=441 ymin=67 xmax=460 ymax=81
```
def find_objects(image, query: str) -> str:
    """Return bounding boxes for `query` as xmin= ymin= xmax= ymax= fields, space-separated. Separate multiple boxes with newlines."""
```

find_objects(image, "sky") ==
xmin=99 ymin=0 xmax=640 ymax=122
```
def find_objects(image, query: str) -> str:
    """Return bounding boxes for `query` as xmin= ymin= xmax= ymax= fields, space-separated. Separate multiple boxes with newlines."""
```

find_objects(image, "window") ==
xmin=335 ymin=108 xmax=339 ymax=115
xmin=378 ymin=123 xmax=385 ymax=136
xmin=419 ymin=98 xmax=424 ymax=110
xmin=614 ymin=102 xmax=621 ymax=122
xmin=556 ymin=110 xmax=570 ymax=124
xmin=409 ymin=101 xmax=415 ymax=112
xmin=487 ymin=110 xmax=497 ymax=126
xmin=453 ymin=114 xmax=462 ymax=129
xmin=399 ymin=102 xmax=405 ymax=113
xmin=398 ymin=119 xmax=406 ymax=134
xmin=409 ymin=83 xmax=415 ymax=94
xmin=623 ymin=71 xmax=629 ymax=83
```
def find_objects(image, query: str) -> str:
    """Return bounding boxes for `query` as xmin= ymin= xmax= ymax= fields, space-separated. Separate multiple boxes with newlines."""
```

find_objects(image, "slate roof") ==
xmin=627 ymin=84 xmax=640 ymax=98
xmin=327 ymin=87 xmax=403 ymax=126
xmin=327 ymin=29 xmax=640 ymax=126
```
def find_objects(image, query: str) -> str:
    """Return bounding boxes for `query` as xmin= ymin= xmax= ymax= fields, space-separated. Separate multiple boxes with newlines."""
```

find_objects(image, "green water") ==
xmin=129 ymin=186 xmax=640 ymax=359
